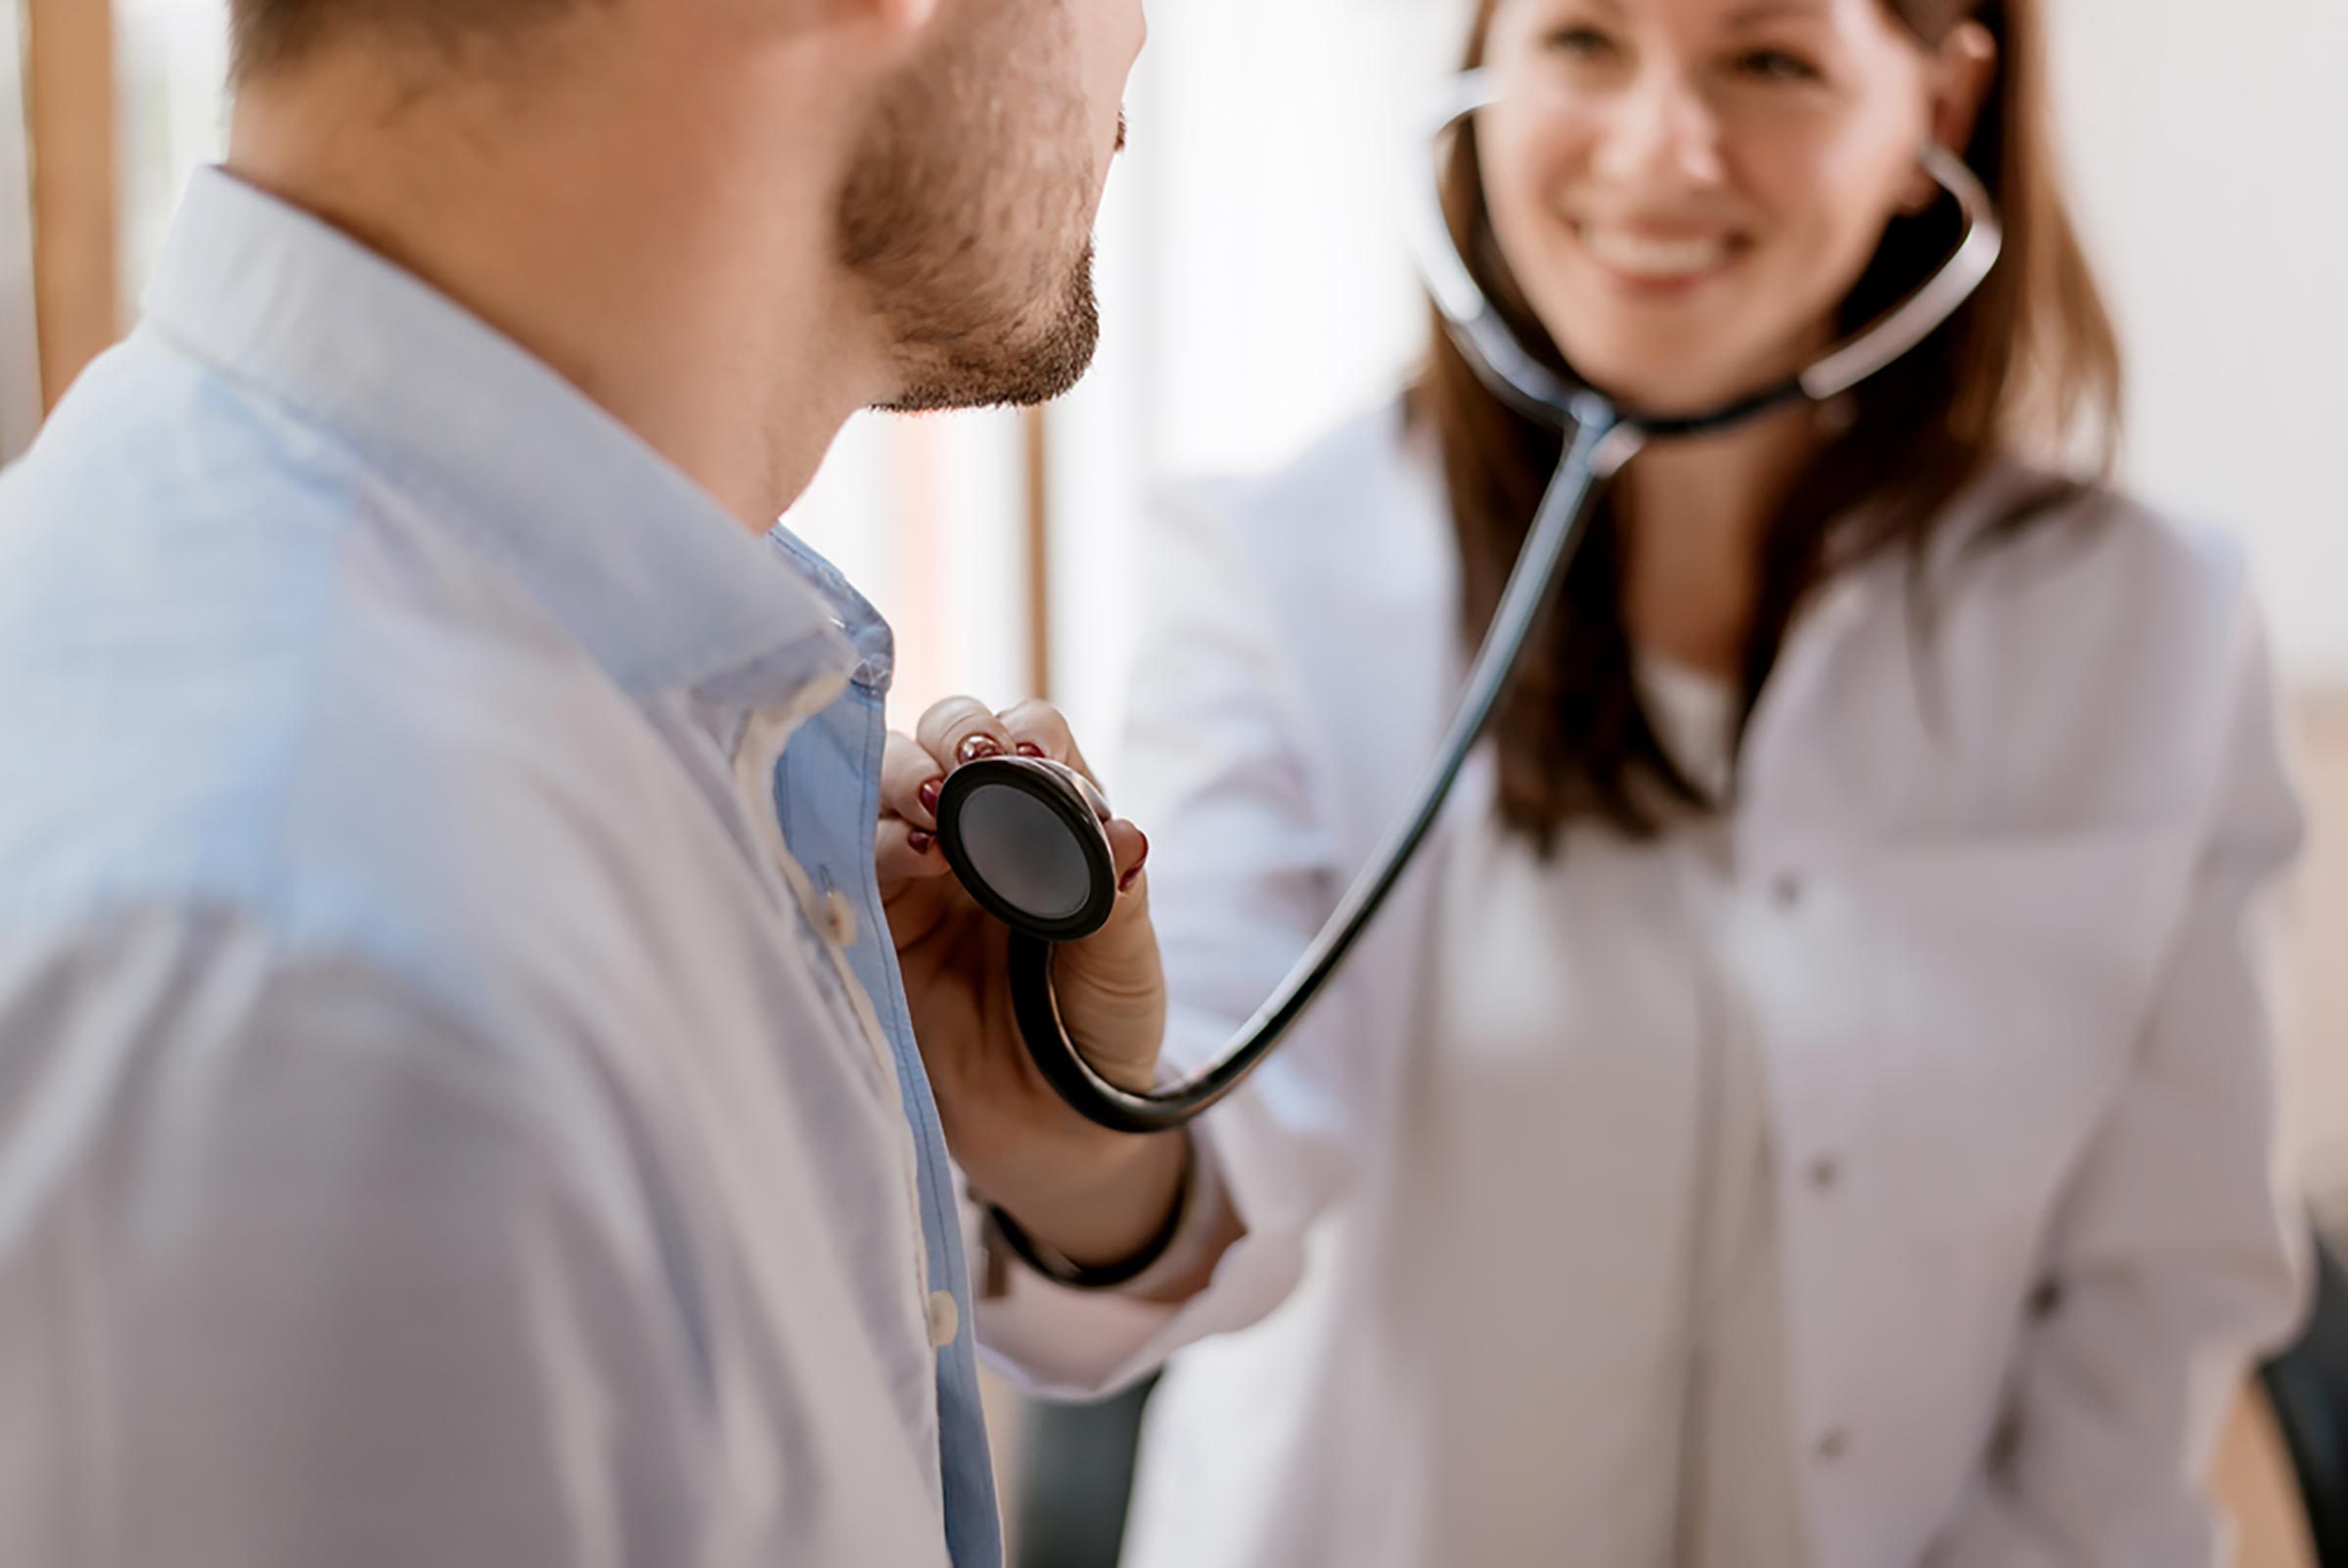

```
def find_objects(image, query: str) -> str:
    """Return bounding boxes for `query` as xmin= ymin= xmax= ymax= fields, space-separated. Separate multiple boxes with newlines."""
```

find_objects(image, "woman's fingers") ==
xmin=1106 ymin=817 xmax=1151 ymax=896
xmin=877 ymin=816 xmax=955 ymax=887
xmin=881 ymin=730 xmax=945 ymax=831
xmin=916 ymin=695 xmax=1016 ymax=772
xmin=892 ymin=694 xmax=1141 ymax=899
xmin=997 ymin=698 xmax=1081 ymax=769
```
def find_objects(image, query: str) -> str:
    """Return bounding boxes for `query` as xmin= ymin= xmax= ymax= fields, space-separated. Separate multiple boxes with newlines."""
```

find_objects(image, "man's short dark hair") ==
xmin=229 ymin=0 xmax=577 ymax=82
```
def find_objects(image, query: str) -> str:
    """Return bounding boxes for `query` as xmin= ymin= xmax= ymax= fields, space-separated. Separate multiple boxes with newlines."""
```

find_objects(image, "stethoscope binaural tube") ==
xmin=932 ymin=70 xmax=2005 ymax=1136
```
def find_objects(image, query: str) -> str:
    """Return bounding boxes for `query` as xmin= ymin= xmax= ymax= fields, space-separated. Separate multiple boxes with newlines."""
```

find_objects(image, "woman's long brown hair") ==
xmin=1414 ymin=0 xmax=2123 ymax=849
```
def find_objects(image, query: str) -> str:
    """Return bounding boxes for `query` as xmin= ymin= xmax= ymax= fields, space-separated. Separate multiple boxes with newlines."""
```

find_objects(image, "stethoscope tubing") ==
xmin=982 ymin=69 xmax=2003 ymax=1135
xmin=1008 ymin=410 xmax=1636 ymax=1133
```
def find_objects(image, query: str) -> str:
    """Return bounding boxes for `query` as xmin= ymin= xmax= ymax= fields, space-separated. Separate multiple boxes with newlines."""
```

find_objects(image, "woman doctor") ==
xmin=882 ymin=0 xmax=2309 ymax=1561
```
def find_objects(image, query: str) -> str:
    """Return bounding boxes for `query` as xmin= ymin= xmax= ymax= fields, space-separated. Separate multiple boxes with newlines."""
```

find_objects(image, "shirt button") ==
xmin=1807 ymin=1156 xmax=1841 ymax=1191
xmin=1816 ymin=1427 xmax=1850 ymax=1462
xmin=819 ymin=889 xmax=858 ymax=947
xmin=926 ymin=1289 xmax=962 ymax=1349
xmin=1770 ymin=873 xmax=1805 ymax=911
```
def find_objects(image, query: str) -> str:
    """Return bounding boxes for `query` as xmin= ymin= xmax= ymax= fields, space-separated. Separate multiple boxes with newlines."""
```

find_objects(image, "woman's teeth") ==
xmin=1576 ymin=225 xmax=1738 ymax=280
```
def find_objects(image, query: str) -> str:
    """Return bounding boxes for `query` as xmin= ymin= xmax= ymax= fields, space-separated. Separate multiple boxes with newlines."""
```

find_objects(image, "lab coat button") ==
xmin=1807 ymin=1156 xmax=1840 ymax=1191
xmin=1770 ymin=873 xmax=1805 ymax=911
xmin=926 ymin=1289 xmax=962 ymax=1349
xmin=820 ymin=889 xmax=858 ymax=947
xmin=1816 ymin=1427 xmax=1850 ymax=1462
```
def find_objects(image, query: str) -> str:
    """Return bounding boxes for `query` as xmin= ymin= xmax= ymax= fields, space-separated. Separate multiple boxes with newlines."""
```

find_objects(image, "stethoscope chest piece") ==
xmin=934 ymin=756 xmax=1119 ymax=945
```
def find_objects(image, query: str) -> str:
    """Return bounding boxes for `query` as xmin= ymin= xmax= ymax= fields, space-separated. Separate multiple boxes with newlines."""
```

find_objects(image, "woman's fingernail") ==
xmin=908 ymin=829 xmax=936 ymax=855
xmin=918 ymin=779 xmax=942 ymax=815
xmin=1118 ymin=831 xmax=1150 ymax=893
xmin=1016 ymin=741 xmax=1046 ymax=758
xmin=958 ymin=735 xmax=1004 ymax=764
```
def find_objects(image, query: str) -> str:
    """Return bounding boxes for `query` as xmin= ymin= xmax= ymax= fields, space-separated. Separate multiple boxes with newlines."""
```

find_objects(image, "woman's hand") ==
xmin=880 ymin=696 xmax=1185 ymax=1270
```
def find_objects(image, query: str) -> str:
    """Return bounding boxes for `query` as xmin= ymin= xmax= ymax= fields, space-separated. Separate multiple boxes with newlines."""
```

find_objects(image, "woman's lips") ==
xmin=1572 ymin=222 xmax=1750 ymax=292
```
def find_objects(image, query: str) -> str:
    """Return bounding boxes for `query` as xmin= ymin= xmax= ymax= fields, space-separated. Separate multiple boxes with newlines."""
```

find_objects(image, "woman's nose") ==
xmin=1588 ymin=65 xmax=1729 ymax=195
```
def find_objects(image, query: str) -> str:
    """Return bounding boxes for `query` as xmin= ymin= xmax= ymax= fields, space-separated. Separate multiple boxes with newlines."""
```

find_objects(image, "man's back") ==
xmin=0 ymin=170 xmax=958 ymax=1568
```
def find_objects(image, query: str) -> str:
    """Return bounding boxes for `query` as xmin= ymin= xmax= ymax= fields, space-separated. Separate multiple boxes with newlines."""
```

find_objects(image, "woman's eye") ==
xmin=1738 ymin=48 xmax=1822 ymax=82
xmin=1547 ymin=25 xmax=1620 ymax=60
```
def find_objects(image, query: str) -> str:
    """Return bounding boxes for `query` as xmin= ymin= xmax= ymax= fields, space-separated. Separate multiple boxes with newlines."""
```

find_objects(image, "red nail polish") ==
xmin=908 ymin=829 xmax=936 ymax=855
xmin=1016 ymin=741 xmax=1046 ymax=758
xmin=919 ymin=779 xmax=942 ymax=815
xmin=1119 ymin=865 xmax=1143 ymax=893
xmin=959 ymin=735 xmax=1004 ymax=764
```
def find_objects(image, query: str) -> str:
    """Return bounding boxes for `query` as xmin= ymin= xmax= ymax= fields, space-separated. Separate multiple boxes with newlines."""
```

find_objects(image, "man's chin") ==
xmin=878 ymin=254 xmax=1102 ymax=415
xmin=879 ymin=350 xmax=1096 ymax=415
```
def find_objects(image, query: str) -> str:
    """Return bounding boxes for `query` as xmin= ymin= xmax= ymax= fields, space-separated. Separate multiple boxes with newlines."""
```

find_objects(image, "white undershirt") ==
xmin=1410 ymin=653 xmax=1807 ymax=1567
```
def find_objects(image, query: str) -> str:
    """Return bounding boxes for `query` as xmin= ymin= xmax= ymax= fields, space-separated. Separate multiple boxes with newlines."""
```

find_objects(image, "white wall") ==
xmin=2048 ymin=0 xmax=2348 ymax=685
xmin=1045 ymin=0 xmax=1471 ymax=764
xmin=0 ymin=1 xmax=43 ymax=460
xmin=115 ymin=0 xmax=229 ymax=320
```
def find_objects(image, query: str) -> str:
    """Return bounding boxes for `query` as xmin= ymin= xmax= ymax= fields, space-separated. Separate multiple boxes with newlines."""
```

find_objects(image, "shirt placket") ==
xmin=767 ymin=681 xmax=1004 ymax=1568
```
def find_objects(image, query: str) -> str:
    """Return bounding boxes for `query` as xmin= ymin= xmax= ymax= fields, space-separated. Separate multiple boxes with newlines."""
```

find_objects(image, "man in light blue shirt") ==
xmin=0 ymin=2 xmax=1210 ymax=1563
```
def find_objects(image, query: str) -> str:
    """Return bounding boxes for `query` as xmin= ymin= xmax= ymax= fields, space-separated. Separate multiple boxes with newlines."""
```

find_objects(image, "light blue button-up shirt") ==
xmin=0 ymin=167 xmax=999 ymax=1568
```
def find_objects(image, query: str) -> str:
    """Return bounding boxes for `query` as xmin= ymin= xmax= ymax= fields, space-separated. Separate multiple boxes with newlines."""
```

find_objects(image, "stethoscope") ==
xmin=934 ymin=68 xmax=2005 ymax=1135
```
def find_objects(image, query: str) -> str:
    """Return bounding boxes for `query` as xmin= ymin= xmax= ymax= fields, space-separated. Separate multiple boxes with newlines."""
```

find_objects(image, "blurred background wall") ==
xmin=15 ymin=0 xmax=2345 ymax=1559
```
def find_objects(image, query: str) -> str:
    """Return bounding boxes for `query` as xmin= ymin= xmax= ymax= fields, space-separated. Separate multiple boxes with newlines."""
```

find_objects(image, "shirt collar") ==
xmin=764 ymin=526 xmax=895 ymax=693
xmin=140 ymin=166 xmax=858 ymax=706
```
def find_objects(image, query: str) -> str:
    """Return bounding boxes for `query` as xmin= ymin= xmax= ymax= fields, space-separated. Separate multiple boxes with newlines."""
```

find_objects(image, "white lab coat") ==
xmin=978 ymin=403 xmax=2308 ymax=1568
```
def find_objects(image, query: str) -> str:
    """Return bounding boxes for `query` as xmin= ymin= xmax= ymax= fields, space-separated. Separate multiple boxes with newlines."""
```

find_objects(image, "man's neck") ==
xmin=226 ymin=41 xmax=879 ymax=532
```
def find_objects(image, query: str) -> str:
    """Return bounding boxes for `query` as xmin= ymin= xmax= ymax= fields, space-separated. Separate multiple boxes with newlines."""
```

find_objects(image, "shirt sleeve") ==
xmin=974 ymin=478 xmax=1376 ymax=1397
xmin=0 ymin=910 xmax=715 ymax=1568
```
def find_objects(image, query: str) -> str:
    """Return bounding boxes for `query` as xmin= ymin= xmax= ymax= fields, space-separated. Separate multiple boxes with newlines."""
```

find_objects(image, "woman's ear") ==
xmin=1903 ymin=20 xmax=1998 ymax=213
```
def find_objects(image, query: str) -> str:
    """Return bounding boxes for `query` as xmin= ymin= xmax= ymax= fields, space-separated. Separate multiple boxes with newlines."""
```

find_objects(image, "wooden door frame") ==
xmin=1022 ymin=406 xmax=1054 ymax=700
xmin=26 ymin=0 xmax=119 ymax=414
